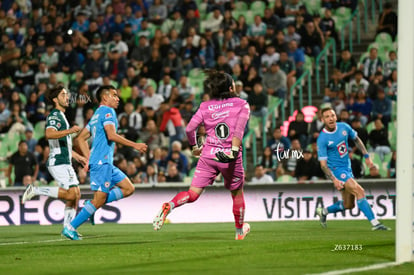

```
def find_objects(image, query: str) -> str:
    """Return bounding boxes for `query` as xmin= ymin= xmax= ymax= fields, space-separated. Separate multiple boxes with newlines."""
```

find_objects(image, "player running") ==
xmin=315 ymin=107 xmax=390 ymax=231
xmin=61 ymin=85 xmax=147 ymax=240
xmin=22 ymin=85 xmax=87 ymax=232
xmin=153 ymin=71 xmax=251 ymax=240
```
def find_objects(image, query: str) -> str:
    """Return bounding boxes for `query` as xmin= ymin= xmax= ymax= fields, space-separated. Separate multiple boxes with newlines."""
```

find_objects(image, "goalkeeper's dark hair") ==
xmin=96 ymin=85 xmax=116 ymax=103
xmin=204 ymin=70 xmax=234 ymax=100
xmin=46 ymin=84 xmax=65 ymax=106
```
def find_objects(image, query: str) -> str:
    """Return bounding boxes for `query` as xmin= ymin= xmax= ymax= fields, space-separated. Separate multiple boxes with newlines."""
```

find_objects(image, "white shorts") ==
xmin=48 ymin=164 xmax=79 ymax=190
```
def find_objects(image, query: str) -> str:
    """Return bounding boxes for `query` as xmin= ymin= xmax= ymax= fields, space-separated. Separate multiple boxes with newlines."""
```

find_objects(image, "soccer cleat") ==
xmin=61 ymin=227 xmax=82 ymax=240
xmin=21 ymin=184 xmax=36 ymax=204
xmin=372 ymin=223 xmax=391 ymax=231
xmin=85 ymin=200 xmax=95 ymax=225
xmin=153 ymin=202 xmax=171 ymax=231
xmin=316 ymin=207 xmax=327 ymax=229
xmin=235 ymin=223 xmax=250 ymax=240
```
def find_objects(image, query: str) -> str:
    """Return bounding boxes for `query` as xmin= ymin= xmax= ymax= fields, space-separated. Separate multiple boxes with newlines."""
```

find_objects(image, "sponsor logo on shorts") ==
xmin=104 ymin=181 xmax=110 ymax=188
xmin=340 ymin=173 xmax=346 ymax=179
xmin=232 ymin=177 xmax=240 ymax=182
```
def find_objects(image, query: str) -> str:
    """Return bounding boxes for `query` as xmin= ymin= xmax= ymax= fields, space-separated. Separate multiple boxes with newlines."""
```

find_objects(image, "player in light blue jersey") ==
xmin=316 ymin=107 xmax=390 ymax=231
xmin=62 ymin=85 xmax=148 ymax=240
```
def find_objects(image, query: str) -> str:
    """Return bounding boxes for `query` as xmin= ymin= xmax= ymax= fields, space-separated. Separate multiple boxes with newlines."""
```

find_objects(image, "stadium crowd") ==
xmin=0 ymin=0 xmax=397 ymax=187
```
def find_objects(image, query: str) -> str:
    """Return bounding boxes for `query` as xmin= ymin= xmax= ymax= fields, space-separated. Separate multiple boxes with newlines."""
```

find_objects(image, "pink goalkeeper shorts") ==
xmin=191 ymin=155 xmax=245 ymax=191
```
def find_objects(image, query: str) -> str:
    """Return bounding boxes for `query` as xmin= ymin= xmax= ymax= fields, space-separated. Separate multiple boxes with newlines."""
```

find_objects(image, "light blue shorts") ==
xmin=89 ymin=163 xmax=127 ymax=193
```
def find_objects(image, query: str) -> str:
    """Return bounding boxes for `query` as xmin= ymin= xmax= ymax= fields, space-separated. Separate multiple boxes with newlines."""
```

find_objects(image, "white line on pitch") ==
xmin=307 ymin=261 xmax=400 ymax=275
xmin=0 ymin=235 xmax=107 ymax=246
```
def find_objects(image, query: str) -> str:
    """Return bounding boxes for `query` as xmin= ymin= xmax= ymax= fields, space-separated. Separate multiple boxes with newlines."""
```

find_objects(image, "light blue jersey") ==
xmin=86 ymin=105 xmax=118 ymax=165
xmin=317 ymin=122 xmax=357 ymax=181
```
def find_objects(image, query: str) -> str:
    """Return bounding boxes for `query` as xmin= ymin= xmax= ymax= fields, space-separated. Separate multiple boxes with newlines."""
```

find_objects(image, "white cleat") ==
xmin=235 ymin=223 xmax=251 ymax=240
xmin=21 ymin=184 xmax=36 ymax=204
xmin=153 ymin=203 xmax=171 ymax=231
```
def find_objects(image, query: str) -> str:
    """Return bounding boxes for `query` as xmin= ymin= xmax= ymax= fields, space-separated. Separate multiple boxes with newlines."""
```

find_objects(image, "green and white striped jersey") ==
xmin=46 ymin=109 xmax=72 ymax=166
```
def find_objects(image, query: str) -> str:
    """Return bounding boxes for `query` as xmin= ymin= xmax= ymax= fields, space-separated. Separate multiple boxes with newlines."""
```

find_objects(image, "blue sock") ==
xmin=70 ymin=202 xmax=96 ymax=229
xmin=106 ymin=187 xmax=124 ymax=203
xmin=357 ymin=198 xmax=375 ymax=221
xmin=327 ymin=201 xmax=344 ymax=213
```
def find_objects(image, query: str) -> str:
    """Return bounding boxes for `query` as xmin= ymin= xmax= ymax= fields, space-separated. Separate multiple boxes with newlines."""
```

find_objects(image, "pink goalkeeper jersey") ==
xmin=186 ymin=97 xmax=250 ymax=159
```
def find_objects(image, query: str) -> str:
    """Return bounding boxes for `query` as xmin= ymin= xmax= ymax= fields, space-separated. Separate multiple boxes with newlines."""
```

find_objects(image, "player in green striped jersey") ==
xmin=22 ymin=85 xmax=87 ymax=231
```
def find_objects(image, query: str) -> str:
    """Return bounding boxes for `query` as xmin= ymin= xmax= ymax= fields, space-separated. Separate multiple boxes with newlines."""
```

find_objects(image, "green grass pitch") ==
xmin=0 ymin=220 xmax=412 ymax=274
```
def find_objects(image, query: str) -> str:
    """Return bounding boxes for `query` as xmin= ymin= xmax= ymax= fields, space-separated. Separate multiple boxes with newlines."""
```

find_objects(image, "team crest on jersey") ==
xmin=337 ymin=141 xmax=348 ymax=157
xmin=105 ymin=113 xmax=112 ymax=118
xmin=342 ymin=130 xmax=347 ymax=136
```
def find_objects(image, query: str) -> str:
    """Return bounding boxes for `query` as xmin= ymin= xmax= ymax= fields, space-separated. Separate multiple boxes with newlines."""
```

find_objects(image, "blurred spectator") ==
xmin=58 ymin=43 xmax=79 ymax=74
xmin=377 ymin=2 xmax=398 ymax=40
xmin=383 ymin=51 xmax=397 ymax=80
xmin=368 ymin=118 xmax=391 ymax=161
xmin=336 ymin=49 xmax=357 ymax=82
xmin=268 ymin=127 xmax=291 ymax=153
xmin=71 ymin=12 xmax=90 ymax=33
xmin=149 ymin=0 xmax=168 ymax=25
xmin=367 ymin=72 xmax=384 ymax=100
xmin=261 ymin=45 xmax=280 ymax=74
xmin=287 ymin=40 xmax=304 ymax=77
xmin=162 ymin=9 xmax=183 ymax=34
xmin=1 ymin=39 xmax=21 ymax=75
xmin=364 ymin=164 xmax=381 ymax=179
xmin=262 ymin=62 xmax=287 ymax=100
xmin=119 ymin=102 xmax=143 ymax=132
xmin=214 ymin=54 xmax=232 ymax=74
xmin=284 ymin=0 xmax=302 ymax=26
xmin=35 ymin=62 xmax=50 ymax=85
xmin=347 ymin=91 xmax=372 ymax=126
xmin=243 ymin=66 xmax=262 ymax=94
xmin=144 ymin=163 xmax=158 ymax=184
xmin=349 ymin=150 xmax=363 ymax=178
xmin=387 ymin=151 xmax=396 ymax=178
xmin=8 ymin=141 xmax=38 ymax=186
xmin=257 ymin=146 xmax=278 ymax=180
xmin=142 ymin=85 xmax=164 ymax=111
xmin=143 ymin=49 xmax=163 ymax=83
xmin=273 ymin=30 xmax=289 ymax=53
xmin=284 ymin=23 xmax=301 ymax=44
xmin=159 ymin=101 xmax=186 ymax=146
xmin=234 ymin=80 xmax=248 ymax=100
xmin=319 ymin=8 xmax=338 ymax=45
xmin=324 ymin=69 xmax=346 ymax=103
xmin=166 ymin=141 xmax=189 ymax=176
xmin=371 ymin=89 xmax=391 ymax=128
xmin=25 ymin=92 xmax=46 ymax=126
xmin=247 ymin=15 xmax=267 ymax=38
xmin=180 ymin=101 xmax=194 ymax=124
xmin=165 ymin=164 xmax=182 ymax=182
xmin=349 ymin=118 xmax=369 ymax=150
xmin=181 ymin=8 xmax=200 ymax=38
xmin=295 ymin=149 xmax=321 ymax=182
xmin=248 ymin=82 xmax=268 ymax=119
xmin=385 ymin=69 xmax=397 ymax=100
xmin=106 ymin=49 xmax=127 ymax=82
xmin=300 ymin=21 xmax=323 ymax=59
xmin=221 ymin=9 xmax=237 ymax=31
xmin=285 ymin=138 xmax=302 ymax=176
xmin=162 ymin=48 xmax=183 ymax=82
xmin=14 ymin=62 xmax=34 ymax=97
xmin=287 ymin=111 xmax=308 ymax=149
xmin=177 ymin=75 xmax=195 ymax=102
xmin=338 ymin=109 xmax=351 ymax=124
xmin=235 ymin=15 xmax=248 ymax=38
xmin=197 ymin=36 xmax=215 ymax=68
xmin=359 ymin=47 xmax=383 ymax=81
xmin=140 ymin=119 xmax=163 ymax=151
xmin=0 ymin=99 xmax=10 ymax=133
xmin=204 ymin=6 xmax=223 ymax=33
xmin=347 ymin=70 xmax=369 ymax=98
xmin=251 ymin=164 xmax=274 ymax=183
xmin=262 ymin=7 xmax=281 ymax=31
xmin=309 ymin=109 xmax=324 ymax=141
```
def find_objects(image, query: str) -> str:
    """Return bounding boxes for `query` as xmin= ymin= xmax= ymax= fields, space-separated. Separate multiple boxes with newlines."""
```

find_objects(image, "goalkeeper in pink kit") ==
xmin=153 ymin=71 xmax=251 ymax=240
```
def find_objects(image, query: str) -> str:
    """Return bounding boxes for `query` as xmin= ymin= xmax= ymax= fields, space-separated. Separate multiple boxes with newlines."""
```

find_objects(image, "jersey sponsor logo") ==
xmin=105 ymin=113 xmax=112 ymax=119
xmin=337 ymin=141 xmax=348 ymax=157
xmin=342 ymin=130 xmax=347 ymax=136
xmin=212 ymin=110 xmax=230 ymax=120
xmin=57 ymin=123 xmax=61 ymax=128
xmin=48 ymin=116 xmax=60 ymax=121
xmin=207 ymin=102 xmax=234 ymax=111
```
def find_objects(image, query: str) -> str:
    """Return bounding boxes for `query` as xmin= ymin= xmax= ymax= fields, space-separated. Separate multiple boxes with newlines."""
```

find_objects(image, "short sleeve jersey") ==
xmin=317 ymin=122 xmax=357 ymax=170
xmin=46 ymin=109 xmax=72 ymax=166
xmin=86 ymin=105 xmax=118 ymax=165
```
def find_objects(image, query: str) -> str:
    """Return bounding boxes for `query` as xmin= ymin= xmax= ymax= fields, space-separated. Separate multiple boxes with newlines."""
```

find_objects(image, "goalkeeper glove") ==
xmin=215 ymin=146 xmax=240 ymax=163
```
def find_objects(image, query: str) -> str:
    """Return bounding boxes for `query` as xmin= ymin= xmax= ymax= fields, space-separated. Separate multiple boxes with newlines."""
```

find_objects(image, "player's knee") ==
xmin=188 ymin=190 xmax=200 ymax=202
xmin=343 ymin=202 xmax=355 ymax=209
xmin=123 ymin=184 xmax=135 ymax=197
xmin=66 ymin=189 xmax=78 ymax=201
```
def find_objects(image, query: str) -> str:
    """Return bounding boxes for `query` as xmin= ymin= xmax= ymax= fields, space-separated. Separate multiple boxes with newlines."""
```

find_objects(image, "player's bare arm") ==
xmin=320 ymin=160 xmax=344 ymax=191
xmin=104 ymin=124 xmax=148 ymax=153
xmin=354 ymin=136 xmax=376 ymax=170
xmin=75 ymin=127 xmax=91 ymax=159
xmin=72 ymin=150 xmax=87 ymax=167
xmin=45 ymin=125 xmax=81 ymax=139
